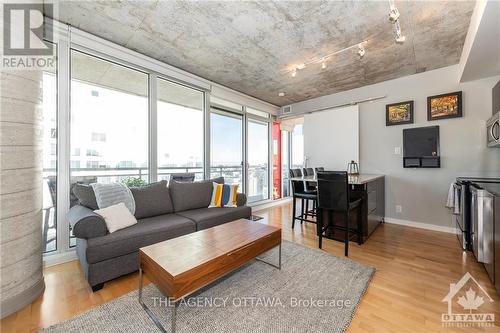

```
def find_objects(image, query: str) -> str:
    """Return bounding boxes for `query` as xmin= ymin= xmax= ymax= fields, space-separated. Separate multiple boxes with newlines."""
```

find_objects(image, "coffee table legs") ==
xmin=255 ymin=242 xmax=281 ymax=270
xmin=138 ymin=268 xmax=178 ymax=333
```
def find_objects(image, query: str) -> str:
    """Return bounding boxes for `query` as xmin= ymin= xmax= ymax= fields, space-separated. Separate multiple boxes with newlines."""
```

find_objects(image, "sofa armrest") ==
xmin=236 ymin=193 xmax=247 ymax=207
xmin=67 ymin=205 xmax=108 ymax=239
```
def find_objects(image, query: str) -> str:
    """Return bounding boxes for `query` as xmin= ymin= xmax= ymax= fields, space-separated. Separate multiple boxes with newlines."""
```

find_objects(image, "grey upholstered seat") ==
xmin=177 ymin=206 xmax=252 ymax=231
xmin=85 ymin=214 xmax=196 ymax=263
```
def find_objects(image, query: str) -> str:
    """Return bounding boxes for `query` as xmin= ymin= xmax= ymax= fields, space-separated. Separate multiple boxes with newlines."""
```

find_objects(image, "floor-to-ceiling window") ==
xmin=42 ymin=42 xmax=57 ymax=253
xmin=42 ymin=27 xmax=276 ymax=259
xmin=272 ymin=122 xmax=281 ymax=199
xmin=291 ymin=123 xmax=304 ymax=169
xmin=70 ymin=50 xmax=149 ymax=245
xmin=157 ymin=79 xmax=204 ymax=181
xmin=247 ymin=119 xmax=269 ymax=202
xmin=281 ymin=130 xmax=290 ymax=197
xmin=210 ymin=109 xmax=244 ymax=187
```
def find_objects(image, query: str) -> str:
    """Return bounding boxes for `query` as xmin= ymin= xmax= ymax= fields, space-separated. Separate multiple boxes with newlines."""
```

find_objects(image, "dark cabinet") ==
xmin=319 ymin=176 xmax=385 ymax=243
xmin=358 ymin=176 xmax=385 ymax=240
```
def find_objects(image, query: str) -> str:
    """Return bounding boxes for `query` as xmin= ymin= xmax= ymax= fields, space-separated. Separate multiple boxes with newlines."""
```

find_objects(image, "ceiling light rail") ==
xmin=284 ymin=40 xmax=368 ymax=77
xmin=278 ymin=95 xmax=387 ymax=119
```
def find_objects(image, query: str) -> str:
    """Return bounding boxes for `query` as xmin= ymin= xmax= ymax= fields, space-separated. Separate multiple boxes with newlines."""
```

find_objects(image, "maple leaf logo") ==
xmin=457 ymin=288 xmax=484 ymax=313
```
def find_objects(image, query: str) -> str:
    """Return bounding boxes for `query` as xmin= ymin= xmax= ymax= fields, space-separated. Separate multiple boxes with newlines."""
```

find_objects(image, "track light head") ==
xmin=394 ymin=21 xmax=405 ymax=44
xmin=357 ymin=45 xmax=365 ymax=58
xmin=388 ymin=6 xmax=400 ymax=22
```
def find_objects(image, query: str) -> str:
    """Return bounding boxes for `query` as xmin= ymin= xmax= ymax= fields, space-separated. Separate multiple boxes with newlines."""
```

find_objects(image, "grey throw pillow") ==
xmin=72 ymin=183 xmax=99 ymax=210
xmin=170 ymin=177 xmax=224 ymax=212
xmin=130 ymin=180 xmax=174 ymax=219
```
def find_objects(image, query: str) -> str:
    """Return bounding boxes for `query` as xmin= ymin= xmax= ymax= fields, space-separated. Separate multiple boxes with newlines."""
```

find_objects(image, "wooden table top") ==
xmin=140 ymin=219 xmax=281 ymax=278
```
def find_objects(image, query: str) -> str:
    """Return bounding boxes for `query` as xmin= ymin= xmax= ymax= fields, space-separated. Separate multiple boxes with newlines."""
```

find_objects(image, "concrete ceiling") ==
xmin=50 ymin=0 xmax=475 ymax=106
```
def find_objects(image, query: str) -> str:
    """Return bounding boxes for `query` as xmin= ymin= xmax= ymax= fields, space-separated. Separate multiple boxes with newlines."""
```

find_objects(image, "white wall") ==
xmin=288 ymin=65 xmax=500 ymax=228
xmin=303 ymin=105 xmax=359 ymax=170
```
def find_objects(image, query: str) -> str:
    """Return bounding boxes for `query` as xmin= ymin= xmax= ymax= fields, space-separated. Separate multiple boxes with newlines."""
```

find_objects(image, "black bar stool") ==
xmin=289 ymin=169 xmax=317 ymax=228
xmin=302 ymin=168 xmax=317 ymax=218
xmin=316 ymin=171 xmax=362 ymax=256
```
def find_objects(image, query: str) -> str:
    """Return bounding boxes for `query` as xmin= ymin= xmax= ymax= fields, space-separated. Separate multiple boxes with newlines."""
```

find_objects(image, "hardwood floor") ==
xmin=2 ymin=202 xmax=499 ymax=332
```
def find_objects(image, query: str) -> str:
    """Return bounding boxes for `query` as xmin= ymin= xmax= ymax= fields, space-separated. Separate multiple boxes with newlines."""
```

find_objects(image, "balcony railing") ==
xmin=42 ymin=164 xmax=269 ymax=252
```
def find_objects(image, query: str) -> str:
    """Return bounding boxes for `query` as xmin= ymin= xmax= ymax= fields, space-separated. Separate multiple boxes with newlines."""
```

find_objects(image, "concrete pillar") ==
xmin=0 ymin=69 xmax=45 ymax=318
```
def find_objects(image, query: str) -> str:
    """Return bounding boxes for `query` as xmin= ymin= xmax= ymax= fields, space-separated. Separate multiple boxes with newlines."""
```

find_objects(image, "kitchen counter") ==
xmin=348 ymin=174 xmax=385 ymax=185
xmin=289 ymin=173 xmax=385 ymax=243
xmin=289 ymin=173 xmax=385 ymax=185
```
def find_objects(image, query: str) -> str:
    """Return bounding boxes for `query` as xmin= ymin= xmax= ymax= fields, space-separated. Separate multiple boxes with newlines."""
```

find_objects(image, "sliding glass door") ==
xmin=292 ymin=123 xmax=304 ymax=169
xmin=42 ymin=42 xmax=57 ymax=253
xmin=157 ymin=79 xmax=204 ymax=181
xmin=247 ymin=119 xmax=269 ymax=202
xmin=70 ymin=50 xmax=149 ymax=245
xmin=210 ymin=109 xmax=244 ymax=187
xmin=281 ymin=130 xmax=290 ymax=197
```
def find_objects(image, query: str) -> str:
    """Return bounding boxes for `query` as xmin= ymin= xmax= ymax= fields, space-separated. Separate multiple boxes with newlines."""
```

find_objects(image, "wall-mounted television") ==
xmin=403 ymin=126 xmax=440 ymax=168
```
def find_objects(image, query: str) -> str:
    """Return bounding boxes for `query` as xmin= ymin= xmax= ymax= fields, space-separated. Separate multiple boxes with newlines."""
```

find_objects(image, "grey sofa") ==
xmin=67 ymin=177 xmax=251 ymax=291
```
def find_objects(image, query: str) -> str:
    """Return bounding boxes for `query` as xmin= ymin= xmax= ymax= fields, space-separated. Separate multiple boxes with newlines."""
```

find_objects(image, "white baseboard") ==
xmin=43 ymin=250 xmax=78 ymax=268
xmin=384 ymin=217 xmax=458 ymax=234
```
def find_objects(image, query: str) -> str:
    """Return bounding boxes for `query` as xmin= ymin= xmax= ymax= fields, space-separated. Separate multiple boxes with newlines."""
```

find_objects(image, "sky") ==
xmin=43 ymin=72 xmax=275 ymax=171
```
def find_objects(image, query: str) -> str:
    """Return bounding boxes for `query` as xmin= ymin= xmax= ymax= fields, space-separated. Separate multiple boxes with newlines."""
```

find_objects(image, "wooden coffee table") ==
xmin=138 ymin=219 xmax=282 ymax=333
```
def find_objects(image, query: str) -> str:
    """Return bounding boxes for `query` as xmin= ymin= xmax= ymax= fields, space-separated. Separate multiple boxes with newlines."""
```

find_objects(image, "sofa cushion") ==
xmin=170 ymin=177 xmax=224 ymax=212
xmin=130 ymin=180 xmax=173 ymax=219
xmin=177 ymin=206 xmax=252 ymax=231
xmin=94 ymin=202 xmax=138 ymax=233
xmin=85 ymin=214 xmax=196 ymax=264
xmin=72 ymin=183 xmax=98 ymax=210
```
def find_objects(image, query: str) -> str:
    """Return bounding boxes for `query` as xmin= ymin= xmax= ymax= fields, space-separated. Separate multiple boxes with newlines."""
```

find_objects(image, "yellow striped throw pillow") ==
xmin=209 ymin=183 xmax=239 ymax=208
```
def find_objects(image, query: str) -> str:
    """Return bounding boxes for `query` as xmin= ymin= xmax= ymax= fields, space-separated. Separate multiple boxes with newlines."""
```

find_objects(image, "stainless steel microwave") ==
xmin=487 ymin=111 xmax=500 ymax=148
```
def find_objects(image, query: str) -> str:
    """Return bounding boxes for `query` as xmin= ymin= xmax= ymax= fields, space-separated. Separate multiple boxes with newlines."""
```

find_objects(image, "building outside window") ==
xmin=70 ymin=50 xmax=149 ymax=247
xmin=291 ymin=123 xmax=304 ymax=169
xmin=157 ymin=78 xmax=204 ymax=181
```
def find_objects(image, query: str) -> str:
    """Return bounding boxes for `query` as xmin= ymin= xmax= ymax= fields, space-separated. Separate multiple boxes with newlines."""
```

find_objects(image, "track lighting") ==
xmin=394 ymin=21 xmax=406 ymax=44
xmin=357 ymin=44 xmax=365 ymax=58
xmin=388 ymin=4 xmax=400 ymax=22
xmin=388 ymin=1 xmax=405 ymax=44
xmin=395 ymin=32 xmax=406 ymax=43
xmin=283 ymin=40 xmax=367 ymax=76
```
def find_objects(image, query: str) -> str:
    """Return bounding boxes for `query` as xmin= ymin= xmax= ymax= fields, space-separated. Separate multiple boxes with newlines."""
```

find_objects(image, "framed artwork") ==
xmin=386 ymin=100 xmax=414 ymax=126
xmin=427 ymin=91 xmax=462 ymax=121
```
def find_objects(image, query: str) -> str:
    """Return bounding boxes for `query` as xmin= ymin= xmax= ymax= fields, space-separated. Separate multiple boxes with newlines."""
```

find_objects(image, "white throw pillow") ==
xmin=94 ymin=202 xmax=138 ymax=233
